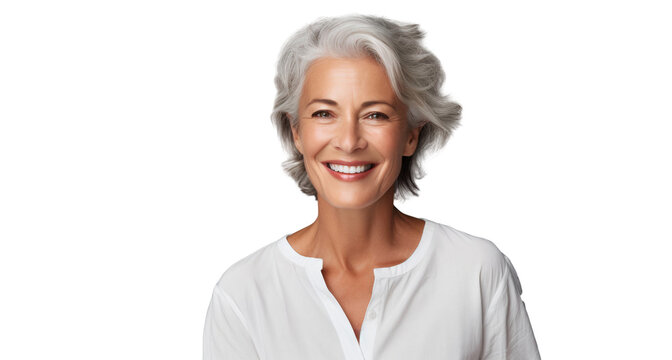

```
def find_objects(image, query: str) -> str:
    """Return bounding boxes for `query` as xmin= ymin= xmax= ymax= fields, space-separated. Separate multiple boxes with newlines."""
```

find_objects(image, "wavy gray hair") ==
xmin=271 ymin=14 xmax=462 ymax=201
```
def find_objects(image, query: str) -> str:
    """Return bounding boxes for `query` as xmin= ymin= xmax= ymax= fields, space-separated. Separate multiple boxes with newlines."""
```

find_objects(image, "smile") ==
xmin=327 ymin=163 xmax=373 ymax=174
xmin=322 ymin=161 xmax=377 ymax=182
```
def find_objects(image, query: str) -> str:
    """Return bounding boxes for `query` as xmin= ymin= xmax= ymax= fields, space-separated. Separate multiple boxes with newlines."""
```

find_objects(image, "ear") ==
xmin=289 ymin=115 xmax=303 ymax=155
xmin=402 ymin=122 xmax=425 ymax=157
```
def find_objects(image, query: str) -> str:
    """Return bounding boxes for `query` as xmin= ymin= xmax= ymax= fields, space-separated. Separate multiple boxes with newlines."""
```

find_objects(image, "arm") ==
xmin=481 ymin=254 xmax=541 ymax=360
xmin=203 ymin=285 xmax=261 ymax=360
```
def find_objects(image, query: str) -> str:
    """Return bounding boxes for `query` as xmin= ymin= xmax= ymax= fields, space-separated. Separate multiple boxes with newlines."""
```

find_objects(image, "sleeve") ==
xmin=203 ymin=285 xmax=261 ymax=360
xmin=481 ymin=254 xmax=541 ymax=360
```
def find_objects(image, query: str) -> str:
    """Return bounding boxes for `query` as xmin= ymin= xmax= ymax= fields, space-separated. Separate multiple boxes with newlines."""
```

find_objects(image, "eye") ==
xmin=366 ymin=112 xmax=389 ymax=120
xmin=311 ymin=110 xmax=332 ymax=118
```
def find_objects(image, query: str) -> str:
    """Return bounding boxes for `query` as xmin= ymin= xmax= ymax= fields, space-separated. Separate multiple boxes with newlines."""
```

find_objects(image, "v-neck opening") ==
xmin=276 ymin=218 xmax=436 ymax=360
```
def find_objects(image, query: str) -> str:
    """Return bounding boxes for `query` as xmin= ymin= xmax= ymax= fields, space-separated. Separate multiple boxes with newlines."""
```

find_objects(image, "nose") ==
xmin=333 ymin=113 xmax=367 ymax=153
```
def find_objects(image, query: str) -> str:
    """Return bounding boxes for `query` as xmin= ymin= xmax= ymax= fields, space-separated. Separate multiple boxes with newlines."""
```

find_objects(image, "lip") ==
xmin=322 ymin=160 xmax=376 ymax=166
xmin=322 ymin=161 xmax=377 ymax=182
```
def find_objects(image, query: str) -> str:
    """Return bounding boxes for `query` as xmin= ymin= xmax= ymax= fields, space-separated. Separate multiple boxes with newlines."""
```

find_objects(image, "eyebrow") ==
xmin=306 ymin=98 xmax=397 ymax=111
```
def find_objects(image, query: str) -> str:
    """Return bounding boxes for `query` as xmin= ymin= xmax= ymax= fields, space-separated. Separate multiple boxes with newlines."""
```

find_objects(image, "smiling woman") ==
xmin=291 ymin=56 xmax=419 ymax=208
xmin=204 ymin=14 xmax=541 ymax=360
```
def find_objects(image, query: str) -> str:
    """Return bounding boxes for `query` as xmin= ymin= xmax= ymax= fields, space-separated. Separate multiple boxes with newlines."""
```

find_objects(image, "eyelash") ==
xmin=311 ymin=111 xmax=389 ymax=120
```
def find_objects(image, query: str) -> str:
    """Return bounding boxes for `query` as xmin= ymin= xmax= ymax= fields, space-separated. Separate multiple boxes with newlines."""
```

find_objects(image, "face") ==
xmin=290 ymin=56 xmax=423 ymax=209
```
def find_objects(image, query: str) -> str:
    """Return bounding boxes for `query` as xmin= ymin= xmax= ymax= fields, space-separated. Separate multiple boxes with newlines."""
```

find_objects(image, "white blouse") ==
xmin=203 ymin=218 xmax=541 ymax=359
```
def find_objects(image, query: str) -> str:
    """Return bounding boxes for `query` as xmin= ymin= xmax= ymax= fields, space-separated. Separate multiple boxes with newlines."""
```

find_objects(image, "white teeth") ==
xmin=328 ymin=163 xmax=373 ymax=174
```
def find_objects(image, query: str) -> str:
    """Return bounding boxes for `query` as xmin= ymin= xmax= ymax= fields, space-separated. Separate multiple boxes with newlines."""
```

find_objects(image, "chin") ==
xmin=320 ymin=189 xmax=381 ymax=209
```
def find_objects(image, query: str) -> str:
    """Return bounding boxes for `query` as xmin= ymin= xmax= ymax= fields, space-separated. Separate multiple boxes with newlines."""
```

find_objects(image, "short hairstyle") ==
xmin=271 ymin=14 xmax=462 ymax=201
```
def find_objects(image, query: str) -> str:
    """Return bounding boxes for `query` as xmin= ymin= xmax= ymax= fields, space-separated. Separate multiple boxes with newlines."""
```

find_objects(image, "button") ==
xmin=368 ymin=310 xmax=377 ymax=320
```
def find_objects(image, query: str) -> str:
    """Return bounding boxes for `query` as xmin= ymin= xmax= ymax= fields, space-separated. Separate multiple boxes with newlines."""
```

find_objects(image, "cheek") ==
xmin=370 ymin=127 xmax=406 ymax=157
xmin=300 ymin=125 xmax=331 ymax=157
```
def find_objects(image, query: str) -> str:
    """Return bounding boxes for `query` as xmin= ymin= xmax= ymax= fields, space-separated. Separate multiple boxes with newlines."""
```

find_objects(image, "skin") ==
xmin=287 ymin=56 xmax=426 ymax=342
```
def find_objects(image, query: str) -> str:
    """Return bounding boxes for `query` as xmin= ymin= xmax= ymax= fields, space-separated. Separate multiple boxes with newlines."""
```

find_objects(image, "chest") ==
xmin=321 ymin=271 xmax=375 ymax=342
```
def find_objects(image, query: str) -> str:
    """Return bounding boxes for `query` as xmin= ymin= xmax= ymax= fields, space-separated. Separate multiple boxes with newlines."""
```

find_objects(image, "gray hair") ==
xmin=271 ymin=14 xmax=462 ymax=201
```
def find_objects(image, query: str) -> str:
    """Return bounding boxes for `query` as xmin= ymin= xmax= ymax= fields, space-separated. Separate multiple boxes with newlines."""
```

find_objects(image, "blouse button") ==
xmin=368 ymin=310 xmax=377 ymax=320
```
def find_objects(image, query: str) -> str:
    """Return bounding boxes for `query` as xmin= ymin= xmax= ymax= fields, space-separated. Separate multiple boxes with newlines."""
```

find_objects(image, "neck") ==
xmin=305 ymin=187 xmax=415 ymax=276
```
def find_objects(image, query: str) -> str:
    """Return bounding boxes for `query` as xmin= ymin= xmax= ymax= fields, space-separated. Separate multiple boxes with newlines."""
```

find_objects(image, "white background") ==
xmin=1 ymin=0 xmax=670 ymax=359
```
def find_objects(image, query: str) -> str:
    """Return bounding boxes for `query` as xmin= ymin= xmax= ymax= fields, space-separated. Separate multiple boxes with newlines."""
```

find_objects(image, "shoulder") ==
xmin=430 ymin=219 xmax=509 ymax=270
xmin=213 ymin=239 xmax=280 ymax=294
xmin=429 ymin=218 xmax=523 ymax=295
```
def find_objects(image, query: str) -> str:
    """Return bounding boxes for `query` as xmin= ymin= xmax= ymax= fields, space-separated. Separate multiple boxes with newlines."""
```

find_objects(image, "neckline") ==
xmin=277 ymin=218 xmax=435 ymax=279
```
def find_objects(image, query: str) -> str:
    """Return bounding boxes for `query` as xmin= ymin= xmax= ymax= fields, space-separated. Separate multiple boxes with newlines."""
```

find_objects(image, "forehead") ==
xmin=301 ymin=56 xmax=397 ymax=103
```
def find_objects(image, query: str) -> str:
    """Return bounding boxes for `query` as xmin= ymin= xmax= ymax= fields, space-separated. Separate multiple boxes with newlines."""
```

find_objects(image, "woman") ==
xmin=204 ymin=14 xmax=541 ymax=360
